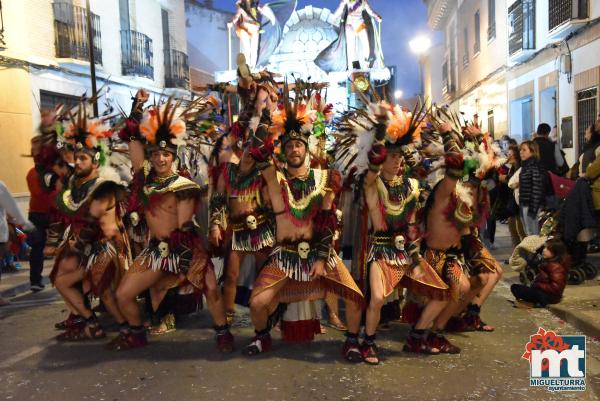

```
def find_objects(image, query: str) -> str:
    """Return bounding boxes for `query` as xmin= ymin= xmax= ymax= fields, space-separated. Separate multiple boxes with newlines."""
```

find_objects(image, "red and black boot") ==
xmin=243 ymin=330 xmax=272 ymax=356
xmin=403 ymin=328 xmax=440 ymax=355
xmin=215 ymin=325 xmax=235 ymax=353
xmin=106 ymin=325 xmax=148 ymax=351
xmin=342 ymin=332 xmax=363 ymax=363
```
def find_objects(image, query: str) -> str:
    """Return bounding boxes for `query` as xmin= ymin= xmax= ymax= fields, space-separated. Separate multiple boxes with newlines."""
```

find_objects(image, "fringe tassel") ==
xmin=139 ymin=247 xmax=181 ymax=274
xmin=232 ymin=223 xmax=275 ymax=252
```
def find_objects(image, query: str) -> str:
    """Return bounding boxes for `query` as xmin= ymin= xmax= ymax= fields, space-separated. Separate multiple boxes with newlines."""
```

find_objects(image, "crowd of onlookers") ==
xmin=480 ymin=119 xmax=600 ymax=307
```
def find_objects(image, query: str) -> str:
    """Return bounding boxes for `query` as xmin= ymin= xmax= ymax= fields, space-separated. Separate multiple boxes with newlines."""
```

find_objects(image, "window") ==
xmin=474 ymin=11 xmax=481 ymax=54
xmin=549 ymin=0 xmax=589 ymax=31
xmin=40 ymin=90 xmax=80 ymax=111
xmin=509 ymin=0 xmax=535 ymax=55
xmin=488 ymin=0 xmax=496 ymax=40
xmin=463 ymin=27 xmax=469 ymax=67
xmin=488 ymin=109 xmax=495 ymax=138
xmin=577 ymin=87 xmax=598 ymax=155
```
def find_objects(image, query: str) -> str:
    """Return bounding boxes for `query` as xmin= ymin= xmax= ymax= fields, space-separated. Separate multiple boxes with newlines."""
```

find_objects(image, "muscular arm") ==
xmin=260 ymin=165 xmax=285 ymax=213
xmin=128 ymin=140 xmax=146 ymax=174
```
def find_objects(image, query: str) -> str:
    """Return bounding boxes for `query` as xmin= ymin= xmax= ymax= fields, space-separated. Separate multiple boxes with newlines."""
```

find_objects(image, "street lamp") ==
xmin=394 ymin=90 xmax=403 ymax=100
xmin=409 ymin=35 xmax=432 ymax=55
xmin=409 ymin=35 xmax=431 ymax=97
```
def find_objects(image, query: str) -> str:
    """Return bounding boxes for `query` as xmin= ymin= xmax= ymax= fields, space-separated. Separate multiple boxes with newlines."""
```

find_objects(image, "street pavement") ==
xmin=1 ymin=229 xmax=600 ymax=401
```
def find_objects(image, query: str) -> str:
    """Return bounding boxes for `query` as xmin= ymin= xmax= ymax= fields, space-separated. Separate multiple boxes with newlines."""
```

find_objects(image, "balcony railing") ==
xmin=549 ymin=0 xmax=588 ymax=31
xmin=52 ymin=2 xmax=102 ymax=64
xmin=165 ymin=49 xmax=189 ymax=89
xmin=121 ymin=30 xmax=153 ymax=80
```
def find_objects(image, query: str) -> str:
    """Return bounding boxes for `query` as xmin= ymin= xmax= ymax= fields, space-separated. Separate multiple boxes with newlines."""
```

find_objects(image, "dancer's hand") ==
xmin=310 ymin=260 xmax=326 ymax=279
xmin=135 ymin=89 xmax=149 ymax=103
xmin=43 ymin=246 xmax=56 ymax=257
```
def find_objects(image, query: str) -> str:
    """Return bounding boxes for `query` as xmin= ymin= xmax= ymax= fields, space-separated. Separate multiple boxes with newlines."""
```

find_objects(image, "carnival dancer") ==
xmin=109 ymin=90 xmax=233 ymax=351
xmin=244 ymin=85 xmax=364 ymax=361
xmin=209 ymin=146 xmax=275 ymax=323
xmin=452 ymin=131 xmax=504 ymax=332
xmin=334 ymin=101 xmax=448 ymax=364
xmin=403 ymin=121 xmax=483 ymax=354
xmin=45 ymin=104 xmax=129 ymax=341
xmin=208 ymin=64 xmax=279 ymax=323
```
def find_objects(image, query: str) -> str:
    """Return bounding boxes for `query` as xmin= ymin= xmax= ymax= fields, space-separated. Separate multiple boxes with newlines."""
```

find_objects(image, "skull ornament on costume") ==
xmin=129 ymin=212 xmax=140 ymax=227
xmin=246 ymin=215 xmax=257 ymax=230
xmin=394 ymin=235 xmax=405 ymax=251
xmin=158 ymin=241 xmax=170 ymax=258
xmin=335 ymin=209 xmax=343 ymax=224
xmin=298 ymin=241 xmax=310 ymax=259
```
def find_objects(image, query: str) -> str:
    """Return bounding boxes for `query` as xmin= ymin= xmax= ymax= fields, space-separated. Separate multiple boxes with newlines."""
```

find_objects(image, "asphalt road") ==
xmin=0 ymin=278 xmax=599 ymax=401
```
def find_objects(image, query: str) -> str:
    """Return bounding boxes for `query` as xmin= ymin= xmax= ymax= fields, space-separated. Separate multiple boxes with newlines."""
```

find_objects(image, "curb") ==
xmin=547 ymin=305 xmax=600 ymax=338
xmin=0 ymin=277 xmax=50 ymax=299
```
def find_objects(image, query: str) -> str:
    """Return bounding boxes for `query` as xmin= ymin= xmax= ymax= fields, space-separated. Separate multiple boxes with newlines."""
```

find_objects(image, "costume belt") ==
xmin=268 ymin=240 xmax=333 ymax=282
xmin=368 ymin=231 xmax=409 ymax=266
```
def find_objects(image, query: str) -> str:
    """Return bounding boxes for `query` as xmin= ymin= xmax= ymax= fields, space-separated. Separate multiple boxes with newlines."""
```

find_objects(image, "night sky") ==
xmin=212 ymin=0 xmax=430 ymax=97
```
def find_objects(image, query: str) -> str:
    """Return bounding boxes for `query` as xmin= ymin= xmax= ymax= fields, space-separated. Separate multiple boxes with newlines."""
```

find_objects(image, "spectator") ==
xmin=510 ymin=238 xmax=568 ymax=307
xmin=586 ymin=134 xmax=600 ymax=219
xmin=26 ymin=136 xmax=66 ymax=292
xmin=533 ymin=123 xmax=565 ymax=175
xmin=502 ymin=144 xmax=526 ymax=247
xmin=0 ymin=180 xmax=34 ymax=306
xmin=580 ymin=119 xmax=600 ymax=177
xmin=517 ymin=141 xmax=545 ymax=236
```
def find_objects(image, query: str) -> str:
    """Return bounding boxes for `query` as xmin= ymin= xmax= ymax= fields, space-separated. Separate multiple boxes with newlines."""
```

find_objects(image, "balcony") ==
xmin=508 ymin=0 xmax=535 ymax=63
xmin=121 ymin=30 xmax=153 ymax=80
xmin=164 ymin=49 xmax=189 ymax=89
xmin=52 ymin=2 xmax=102 ymax=64
xmin=548 ymin=0 xmax=588 ymax=41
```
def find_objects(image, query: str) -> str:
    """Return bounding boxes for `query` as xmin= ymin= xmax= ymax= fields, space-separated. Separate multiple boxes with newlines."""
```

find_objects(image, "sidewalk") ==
xmin=490 ymin=224 xmax=600 ymax=338
xmin=0 ymin=261 xmax=52 ymax=298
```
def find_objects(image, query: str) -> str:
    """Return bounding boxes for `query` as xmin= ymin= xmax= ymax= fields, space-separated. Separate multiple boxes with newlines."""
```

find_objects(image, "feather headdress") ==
xmin=332 ymin=99 xmax=428 ymax=176
xmin=269 ymin=80 xmax=332 ymax=149
xmin=62 ymin=102 xmax=113 ymax=165
xmin=139 ymin=95 xmax=219 ymax=154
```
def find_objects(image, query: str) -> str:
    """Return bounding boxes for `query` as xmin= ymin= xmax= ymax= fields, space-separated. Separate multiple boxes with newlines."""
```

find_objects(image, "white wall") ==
xmin=186 ymin=3 xmax=236 ymax=73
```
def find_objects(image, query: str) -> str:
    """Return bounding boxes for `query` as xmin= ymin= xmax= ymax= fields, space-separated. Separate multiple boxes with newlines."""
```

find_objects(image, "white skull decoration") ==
xmin=335 ymin=209 xmax=343 ymax=224
xmin=129 ymin=212 xmax=140 ymax=227
xmin=158 ymin=241 xmax=170 ymax=258
xmin=84 ymin=244 xmax=92 ymax=256
xmin=394 ymin=235 xmax=405 ymax=251
xmin=298 ymin=241 xmax=310 ymax=259
xmin=246 ymin=215 xmax=257 ymax=230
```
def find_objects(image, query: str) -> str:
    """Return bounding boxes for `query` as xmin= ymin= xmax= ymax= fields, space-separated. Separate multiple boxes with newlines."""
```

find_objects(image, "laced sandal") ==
xmin=403 ymin=330 xmax=440 ymax=355
xmin=106 ymin=331 xmax=147 ymax=351
xmin=429 ymin=332 xmax=461 ymax=354
xmin=464 ymin=314 xmax=494 ymax=332
xmin=55 ymin=314 xmax=79 ymax=330
xmin=342 ymin=339 xmax=363 ymax=363
xmin=56 ymin=325 xmax=86 ymax=342
xmin=216 ymin=331 xmax=235 ymax=353
xmin=243 ymin=334 xmax=272 ymax=356
xmin=362 ymin=343 xmax=380 ymax=365
xmin=327 ymin=312 xmax=347 ymax=331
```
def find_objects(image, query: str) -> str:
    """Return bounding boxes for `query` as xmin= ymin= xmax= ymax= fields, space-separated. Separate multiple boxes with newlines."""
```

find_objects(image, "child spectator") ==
xmin=510 ymin=238 xmax=568 ymax=307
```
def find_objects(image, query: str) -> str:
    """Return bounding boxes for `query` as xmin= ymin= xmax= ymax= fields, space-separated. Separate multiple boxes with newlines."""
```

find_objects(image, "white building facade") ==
xmin=507 ymin=0 xmax=600 ymax=165
xmin=424 ymin=0 xmax=510 ymax=138
xmin=0 ymin=0 xmax=189 ymax=193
